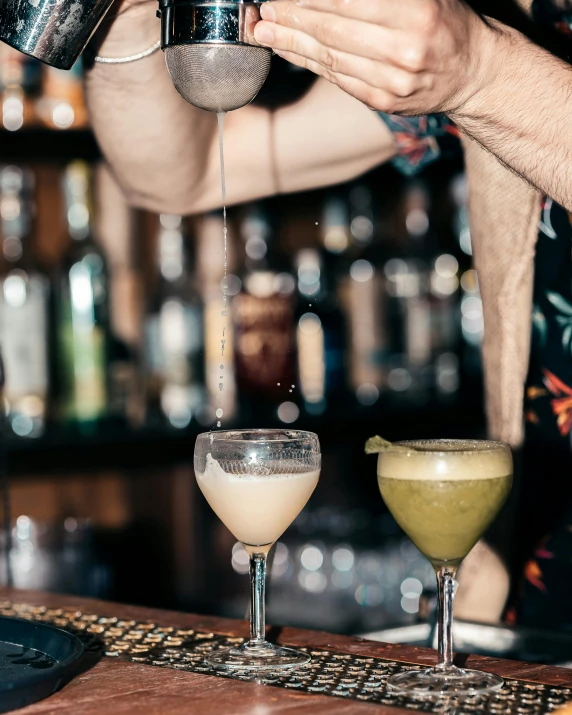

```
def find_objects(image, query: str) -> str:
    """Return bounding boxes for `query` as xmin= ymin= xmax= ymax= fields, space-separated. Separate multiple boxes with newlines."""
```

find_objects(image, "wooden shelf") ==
xmin=0 ymin=128 xmax=101 ymax=162
xmin=3 ymin=392 xmax=485 ymax=476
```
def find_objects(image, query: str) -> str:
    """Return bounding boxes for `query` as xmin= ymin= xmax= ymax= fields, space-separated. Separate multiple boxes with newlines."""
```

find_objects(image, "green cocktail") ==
xmin=376 ymin=439 xmax=513 ymax=697
xmin=378 ymin=475 xmax=512 ymax=569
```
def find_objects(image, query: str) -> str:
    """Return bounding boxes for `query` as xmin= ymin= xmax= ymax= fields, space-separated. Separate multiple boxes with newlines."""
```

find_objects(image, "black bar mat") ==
xmin=0 ymin=601 xmax=570 ymax=714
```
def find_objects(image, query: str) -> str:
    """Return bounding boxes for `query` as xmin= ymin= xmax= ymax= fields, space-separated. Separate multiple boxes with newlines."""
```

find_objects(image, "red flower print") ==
xmin=505 ymin=606 xmax=517 ymax=626
xmin=543 ymin=369 xmax=572 ymax=436
xmin=534 ymin=535 xmax=554 ymax=560
xmin=525 ymin=410 xmax=540 ymax=424
xmin=527 ymin=386 xmax=547 ymax=400
xmin=524 ymin=559 xmax=547 ymax=592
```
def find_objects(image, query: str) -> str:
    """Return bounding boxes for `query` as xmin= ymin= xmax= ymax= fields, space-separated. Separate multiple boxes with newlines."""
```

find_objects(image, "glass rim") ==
xmin=389 ymin=438 xmax=510 ymax=456
xmin=196 ymin=429 xmax=319 ymax=445
xmin=186 ymin=0 xmax=269 ymax=4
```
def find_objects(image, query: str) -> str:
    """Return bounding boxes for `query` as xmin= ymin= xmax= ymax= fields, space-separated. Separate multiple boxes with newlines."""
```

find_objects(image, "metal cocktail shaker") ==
xmin=0 ymin=0 xmax=115 ymax=69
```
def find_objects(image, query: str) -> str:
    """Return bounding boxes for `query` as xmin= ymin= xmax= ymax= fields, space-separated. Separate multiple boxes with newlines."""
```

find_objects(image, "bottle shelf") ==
xmin=0 ymin=124 xmax=476 ymax=483
xmin=0 ymin=129 xmax=101 ymax=162
xmin=4 ymin=393 xmax=484 ymax=476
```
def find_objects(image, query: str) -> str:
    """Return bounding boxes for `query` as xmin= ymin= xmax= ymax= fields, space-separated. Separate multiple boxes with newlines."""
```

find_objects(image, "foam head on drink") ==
xmin=196 ymin=454 xmax=319 ymax=553
xmin=377 ymin=440 xmax=513 ymax=569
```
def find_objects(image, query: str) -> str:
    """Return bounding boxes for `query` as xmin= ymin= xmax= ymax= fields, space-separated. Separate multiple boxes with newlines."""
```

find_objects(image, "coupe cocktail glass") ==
xmin=377 ymin=439 xmax=513 ymax=696
xmin=194 ymin=429 xmax=321 ymax=671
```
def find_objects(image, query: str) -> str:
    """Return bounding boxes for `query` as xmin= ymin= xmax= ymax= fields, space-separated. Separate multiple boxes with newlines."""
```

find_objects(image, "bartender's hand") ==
xmin=253 ymin=0 xmax=494 ymax=115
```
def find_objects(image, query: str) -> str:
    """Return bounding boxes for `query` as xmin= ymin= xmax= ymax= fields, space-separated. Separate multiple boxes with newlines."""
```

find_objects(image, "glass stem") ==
xmin=249 ymin=552 xmax=267 ymax=644
xmin=436 ymin=565 xmax=457 ymax=670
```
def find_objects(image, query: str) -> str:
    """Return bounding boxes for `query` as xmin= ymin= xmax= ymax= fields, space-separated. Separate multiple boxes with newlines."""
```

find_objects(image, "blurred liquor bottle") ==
xmin=384 ymin=181 xmax=433 ymax=403
xmin=233 ymin=204 xmax=296 ymax=423
xmin=144 ymin=215 xmax=205 ymax=429
xmin=55 ymin=161 xmax=110 ymax=431
xmin=450 ymin=173 xmax=483 ymax=377
xmin=320 ymin=194 xmax=351 ymax=259
xmin=338 ymin=185 xmax=386 ymax=408
xmin=459 ymin=267 xmax=483 ymax=378
xmin=94 ymin=164 xmax=145 ymax=427
xmin=36 ymin=60 xmax=88 ymax=130
xmin=295 ymin=241 xmax=347 ymax=416
xmin=402 ymin=181 xmax=433 ymax=373
xmin=451 ymin=172 xmax=472 ymax=258
xmin=0 ymin=165 xmax=50 ymax=437
xmin=424 ymin=177 xmax=462 ymax=400
xmin=0 ymin=45 xmax=41 ymax=131
xmin=428 ymin=251 xmax=461 ymax=401
xmin=196 ymin=212 xmax=237 ymax=426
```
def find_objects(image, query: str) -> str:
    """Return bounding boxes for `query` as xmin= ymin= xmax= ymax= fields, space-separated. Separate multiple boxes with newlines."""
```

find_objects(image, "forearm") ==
xmin=86 ymin=3 xmax=396 ymax=215
xmin=85 ymin=1 xmax=219 ymax=214
xmin=186 ymin=77 xmax=399 ymax=213
xmin=450 ymin=21 xmax=572 ymax=210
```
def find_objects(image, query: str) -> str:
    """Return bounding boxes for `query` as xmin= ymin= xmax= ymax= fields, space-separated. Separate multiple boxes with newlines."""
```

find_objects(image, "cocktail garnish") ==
xmin=364 ymin=436 xmax=410 ymax=454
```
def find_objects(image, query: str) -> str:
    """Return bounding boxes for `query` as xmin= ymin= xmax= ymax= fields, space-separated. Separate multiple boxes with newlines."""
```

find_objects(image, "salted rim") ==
xmin=390 ymin=439 xmax=510 ymax=457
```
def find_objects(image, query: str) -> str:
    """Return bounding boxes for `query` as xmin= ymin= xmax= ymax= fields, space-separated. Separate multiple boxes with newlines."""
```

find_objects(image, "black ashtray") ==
xmin=0 ymin=615 xmax=84 ymax=713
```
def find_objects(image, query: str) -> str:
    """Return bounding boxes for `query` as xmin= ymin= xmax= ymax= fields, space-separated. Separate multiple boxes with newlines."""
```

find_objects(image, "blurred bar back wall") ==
xmin=0 ymin=43 xmax=486 ymax=634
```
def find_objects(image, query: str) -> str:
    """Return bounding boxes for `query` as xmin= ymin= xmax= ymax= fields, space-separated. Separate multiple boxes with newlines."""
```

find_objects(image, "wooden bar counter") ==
xmin=2 ymin=588 xmax=571 ymax=714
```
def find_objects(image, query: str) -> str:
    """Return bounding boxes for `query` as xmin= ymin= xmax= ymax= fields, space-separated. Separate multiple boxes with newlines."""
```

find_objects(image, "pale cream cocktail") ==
xmin=197 ymin=453 xmax=319 ymax=549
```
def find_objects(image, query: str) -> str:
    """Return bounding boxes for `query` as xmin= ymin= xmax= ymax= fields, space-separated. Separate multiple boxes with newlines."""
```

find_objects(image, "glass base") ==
xmin=207 ymin=641 xmax=310 ymax=671
xmin=387 ymin=666 xmax=504 ymax=698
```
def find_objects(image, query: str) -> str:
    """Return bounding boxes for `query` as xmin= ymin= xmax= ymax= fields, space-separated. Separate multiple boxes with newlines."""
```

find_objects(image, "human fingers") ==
xmin=256 ymin=7 xmax=428 ymax=72
xmin=289 ymin=0 xmax=421 ymax=31
xmin=272 ymin=48 xmax=413 ymax=113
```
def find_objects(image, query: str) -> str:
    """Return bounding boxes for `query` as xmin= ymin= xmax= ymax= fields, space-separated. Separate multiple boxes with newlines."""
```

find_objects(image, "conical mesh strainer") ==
xmin=165 ymin=44 xmax=272 ymax=113
xmin=158 ymin=0 xmax=272 ymax=113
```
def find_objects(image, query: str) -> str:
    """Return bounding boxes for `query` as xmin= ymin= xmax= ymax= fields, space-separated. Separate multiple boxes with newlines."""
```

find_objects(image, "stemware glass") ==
xmin=194 ymin=429 xmax=321 ymax=671
xmin=377 ymin=439 xmax=513 ymax=697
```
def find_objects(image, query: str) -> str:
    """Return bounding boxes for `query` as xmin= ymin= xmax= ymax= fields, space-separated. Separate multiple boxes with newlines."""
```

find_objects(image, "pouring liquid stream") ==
xmin=217 ymin=111 xmax=228 ymax=429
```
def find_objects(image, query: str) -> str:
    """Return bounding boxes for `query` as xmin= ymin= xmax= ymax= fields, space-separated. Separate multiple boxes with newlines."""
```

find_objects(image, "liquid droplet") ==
xmin=277 ymin=383 xmax=281 ymax=386
xmin=218 ymin=112 xmax=229 ymax=419
xmin=217 ymin=421 xmax=221 ymax=428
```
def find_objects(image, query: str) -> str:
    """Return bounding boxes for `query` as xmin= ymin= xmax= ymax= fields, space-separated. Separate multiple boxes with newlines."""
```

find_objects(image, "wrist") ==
xmin=91 ymin=0 xmax=159 ymax=59
xmin=448 ymin=17 xmax=514 ymax=121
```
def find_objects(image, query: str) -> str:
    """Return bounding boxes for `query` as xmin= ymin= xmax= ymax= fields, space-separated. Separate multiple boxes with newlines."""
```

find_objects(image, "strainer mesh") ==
xmin=165 ymin=44 xmax=272 ymax=113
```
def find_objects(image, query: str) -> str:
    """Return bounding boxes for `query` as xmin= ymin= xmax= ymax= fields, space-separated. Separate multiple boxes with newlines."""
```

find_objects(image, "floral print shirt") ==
xmin=517 ymin=196 xmax=572 ymax=629
xmin=378 ymin=0 xmax=572 ymax=629
xmin=526 ymin=198 xmax=572 ymax=444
